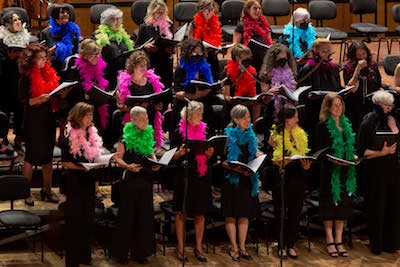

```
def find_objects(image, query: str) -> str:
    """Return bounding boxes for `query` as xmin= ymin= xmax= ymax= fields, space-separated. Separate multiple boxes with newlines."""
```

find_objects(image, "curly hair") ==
xmin=18 ymin=42 xmax=48 ymax=75
xmin=197 ymin=0 xmax=217 ymax=11
xmin=68 ymin=102 xmax=94 ymax=129
xmin=180 ymin=38 xmax=206 ymax=62
xmin=125 ymin=50 xmax=150 ymax=74
xmin=259 ymin=43 xmax=296 ymax=82
xmin=346 ymin=40 xmax=372 ymax=65
xmin=242 ymin=0 xmax=262 ymax=19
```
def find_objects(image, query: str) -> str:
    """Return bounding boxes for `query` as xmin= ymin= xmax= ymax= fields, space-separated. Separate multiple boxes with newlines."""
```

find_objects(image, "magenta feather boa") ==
xmin=306 ymin=57 xmax=335 ymax=71
xmin=117 ymin=69 xmax=164 ymax=148
xmin=271 ymin=64 xmax=296 ymax=113
xmin=75 ymin=56 xmax=109 ymax=129
xmin=179 ymin=119 xmax=208 ymax=177
xmin=151 ymin=18 xmax=172 ymax=40
xmin=66 ymin=122 xmax=103 ymax=162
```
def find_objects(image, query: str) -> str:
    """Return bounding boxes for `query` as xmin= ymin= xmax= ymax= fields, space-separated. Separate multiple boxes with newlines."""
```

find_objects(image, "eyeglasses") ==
xmin=110 ymin=16 xmax=122 ymax=22
xmin=192 ymin=52 xmax=204 ymax=56
xmin=35 ymin=56 xmax=48 ymax=61
xmin=87 ymin=53 xmax=101 ymax=58
xmin=12 ymin=18 xmax=21 ymax=23
xmin=136 ymin=62 xmax=148 ymax=68
xmin=382 ymin=103 xmax=393 ymax=108
xmin=201 ymin=7 xmax=214 ymax=12
xmin=60 ymin=9 xmax=70 ymax=15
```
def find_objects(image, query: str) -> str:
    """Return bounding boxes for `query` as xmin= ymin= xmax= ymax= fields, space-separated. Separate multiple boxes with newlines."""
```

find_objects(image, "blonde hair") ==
xmin=144 ymin=0 xmax=171 ymax=25
xmin=79 ymin=38 xmax=101 ymax=56
xmin=319 ymin=93 xmax=345 ymax=122
xmin=180 ymin=101 xmax=204 ymax=119
xmin=311 ymin=38 xmax=331 ymax=52
xmin=125 ymin=50 xmax=150 ymax=74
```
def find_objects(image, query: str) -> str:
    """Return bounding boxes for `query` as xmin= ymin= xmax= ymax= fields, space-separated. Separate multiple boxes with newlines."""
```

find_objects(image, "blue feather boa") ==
xmin=225 ymin=124 xmax=259 ymax=197
xmin=178 ymin=58 xmax=214 ymax=86
xmin=283 ymin=23 xmax=315 ymax=59
xmin=48 ymin=17 xmax=80 ymax=63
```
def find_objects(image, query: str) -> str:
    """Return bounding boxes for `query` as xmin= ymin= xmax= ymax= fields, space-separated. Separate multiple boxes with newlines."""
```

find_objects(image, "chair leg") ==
xmin=389 ymin=39 xmax=393 ymax=55
xmin=386 ymin=37 xmax=390 ymax=56
xmin=377 ymin=38 xmax=382 ymax=64
xmin=307 ymin=216 xmax=311 ymax=252
xmin=339 ymin=41 xmax=344 ymax=64
xmin=41 ymin=232 xmax=44 ymax=263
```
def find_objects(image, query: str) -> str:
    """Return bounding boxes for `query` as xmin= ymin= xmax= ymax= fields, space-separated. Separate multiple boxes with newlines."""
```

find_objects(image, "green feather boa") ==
xmin=326 ymin=114 xmax=357 ymax=204
xmin=95 ymin=24 xmax=133 ymax=51
xmin=122 ymin=122 xmax=154 ymax=156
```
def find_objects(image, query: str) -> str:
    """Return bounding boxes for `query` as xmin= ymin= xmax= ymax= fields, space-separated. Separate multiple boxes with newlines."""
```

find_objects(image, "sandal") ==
xmin=335 ymin=242 xmax=349 ymax=257
xmin=326 ymin=243 xmax=339 ymax=257
xmin=277 ymin=249 xmax=287 ymax=260
xmin=194 ymin=248 xmax=207 ymax=262
xmin=288 ymin=248 xmax=298 ymax=259
xmin=24 ymin=195 xmax=34 ymax=206
xmin=228 ymin=248 xmax=240 ymax=262
xmin=239 ymin=249 xmax=252 ymax=261
xmin=176 ymin=248 xmax=188 ymax=263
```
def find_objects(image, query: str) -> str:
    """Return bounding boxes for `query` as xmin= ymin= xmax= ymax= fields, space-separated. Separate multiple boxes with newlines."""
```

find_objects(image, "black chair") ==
xmin=382 ymin=54 xmax=400 ymax=76
xmin=0 ymin=7 xmax=29 ymax=25
xmin=220 ymin=0 xmax=244 ymax=42
xmin=389 ymin=4 xmax=400 ymax=53
xmin=131 ymin=0 xmax=151 ymax=41
xmin=90 ymin=4 xmax=117 ymax=25
xmin=308 ymin=0 xmax=348 ymax=63
xmin=262 ymin=0 xmax=290 ymax=38
xmin=173 ymin=1 xmax=197 ymax=39
xmin=0 ymin=175 xmax=44 ymax=262
xmin=349 ymin=0 xmax=389 ymax=63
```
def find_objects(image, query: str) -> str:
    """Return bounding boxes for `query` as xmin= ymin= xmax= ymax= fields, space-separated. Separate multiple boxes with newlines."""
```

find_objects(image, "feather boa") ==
xmin=283 ymin=23 xmax=315 ymax=59
xmin=225 ymin=124 xmax=259 ymax=197
xmin=225 ymin=59 xmax=256 ymax=97
xmin=179 ymin=119 xmax=208 ymax=177
xmin=122 ymin=122 xmax=154 ymax=156
xmin=28 ymin=61 xmax=59 ymax=110
xmin=117 ymin=69 xmax=164 ymax=148
xmin=270 ymin=124 xmax=310 ymax=161
xmin=95 ymin=24 xmax=133 ymax=51
xmin=193 ymin=12 xmax=221 ymax=47
xmin=326 ymin=114 xmax=356 ymax=204
xmin=242 ymin=15 xmax=271 ymax=46
xmin=151 ymin=18 xmax=172 ymax=39
xmin=179 ymin=58 xmax=214 ymax=86
xmin=48 ymin=17 xmax=80 ymax=63
xmin=66 ymin=122 xmax=103 ymax=162
xmin=75 ymin=56 xmax=109 ymax=129
xmin=306 ymin=56 xmax=335 ymax=71
xmin=343 ymin=60 xmax=379 ymax=81
xmin=271 ymin=64 xmax=296 ymax=112
xmin=0 ymin=25 xmax=30 ymax=48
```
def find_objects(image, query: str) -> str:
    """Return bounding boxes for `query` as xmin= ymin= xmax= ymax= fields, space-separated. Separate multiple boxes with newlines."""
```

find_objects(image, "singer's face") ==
xmin=9 ymin=14 xmax=22 ymax=33
xmin=34 ymin=51 xmax=47 ymax=69
xmin=249 ymin=3 xmax=261 ymax=20
xmin=57 ymin=9 xmax=70 ymax=25
xmin=109 ymin=15 xmax=122 ymax=31
xmin=329 ymin=97 xmax=343 ymax=119
xmin=235 ymin=110 xmax=251 ymax=130
xmin=133 ymin=59 xmax=148 ymax=77
xmin=82 ymin=112 xmax=93 ymax=129
xmin=132 ymin=112 xmax=149 ymax=131
xmin=153 ymin=8 xmax=165 ymax=21
xmin=188 ymin=108 xmax=203 ymax=126
xmin=380 ymin=101 xmax=393 ymax=114
xmin=285 ymin=111 xmax=298 ymax=130
xmin=318 ymin=44 xmax=331 ymax=62
xmin=201 ymin=6 xmax=214 ymax=21
xmin=356 ymin=48 xmax=367 ymax=61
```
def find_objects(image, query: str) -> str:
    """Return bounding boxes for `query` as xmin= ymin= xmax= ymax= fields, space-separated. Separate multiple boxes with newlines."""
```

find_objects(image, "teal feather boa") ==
xmin=282 ymin=23 xmax=315 ymax=59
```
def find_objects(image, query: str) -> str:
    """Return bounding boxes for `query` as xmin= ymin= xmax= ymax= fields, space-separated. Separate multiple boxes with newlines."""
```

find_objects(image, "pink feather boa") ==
xmin=66 ymin=122 xmax=103 ymax=162
xmin=152 ymin=18 xmax=172 ymax=40
xmin=75 ymin=56 xmax=109 ymax=129
xmin=271 ymin=63 xmax=296 ymax=113
xmin=179 ymin=119 xmax=208 ymax=177
xmin=117 ymin=69 xmax=164 ymax=148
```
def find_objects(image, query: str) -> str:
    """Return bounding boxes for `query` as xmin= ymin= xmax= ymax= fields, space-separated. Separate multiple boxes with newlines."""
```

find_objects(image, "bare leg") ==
xmin=334 ymin=220 xmax=348 ymax=255
xmin=175 ymin=211 xmax=184 ymax=253
xmin=225 ymin=217 xmax=238 ymax=253
xmin=194 ymin=215 xmax=205 ymax=252
xmin=323 ymin=220 xmax=338 ymax=255
xmin=42 ymin=162 xmax=53 ymax=193
xmin=237 ymin=217 xmax=249 ymax=252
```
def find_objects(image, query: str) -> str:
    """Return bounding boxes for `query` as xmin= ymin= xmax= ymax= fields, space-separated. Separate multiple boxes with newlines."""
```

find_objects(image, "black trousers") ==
xmin=112 ymin=176 xmax=155 ymax=261
xmin=64 ymin=170 xmax=95 ymax=267
xmin=272 ymin=165 xmax=306 ymax=249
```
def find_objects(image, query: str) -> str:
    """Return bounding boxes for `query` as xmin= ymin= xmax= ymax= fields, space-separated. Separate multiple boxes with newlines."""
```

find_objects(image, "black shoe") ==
xmin=135 ymin=257 xmax=148 ymax=264
xmin=239 ymin=249 xmax=252 ymax=261
xmin=288 ymin=248 xmax=298 ymax=259
xmin=326 ymin=243 xmax=338 ymax=257
xmin=24 ymin=196 xmax=34 ymax=206
xmin=228 ymin=249 xmax=240 ymax=262
xmin=335 ymin=242 xmax=349 ymax=257
xmin=277 ymin=249 xmax=287 ymax=260
xmin=176 ymin=249 xmax=188 ymax=263
xmin=194 ymin=248 xmax=207 ymax=262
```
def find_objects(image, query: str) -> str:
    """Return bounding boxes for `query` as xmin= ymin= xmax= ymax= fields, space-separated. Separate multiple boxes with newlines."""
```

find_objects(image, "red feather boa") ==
xmin=193 ymin=12 xmax=221 ymax=47
xmin=225 ymin=59 xmax=256 ymax=97
xmin=242 ymin=15 xmax=271 ymax=46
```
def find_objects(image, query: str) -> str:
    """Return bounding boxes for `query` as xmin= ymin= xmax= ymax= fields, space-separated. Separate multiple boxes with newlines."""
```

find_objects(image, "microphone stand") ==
xmin=279 ymin=97 xmax=287 ymax=267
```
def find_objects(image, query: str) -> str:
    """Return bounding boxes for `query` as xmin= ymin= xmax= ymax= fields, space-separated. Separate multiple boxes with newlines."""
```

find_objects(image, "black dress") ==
xmin=101 ymin=40 xmax=129 ymax=91
xmin=171 ymin=129 xmax=212 ymax=217
xmin=18 ymin=75 xmax=56 ymax=165
xmin=343 ymin=62 xmax=381 ymax=133
xmin=357 ymin=111 xmax=400 ymax=254
xmin=222 ymin=143 xmax=259 ymax=218
xmin=126 ymin=82 xmax=157 ymax=127
xmin=316 ymin=121 xmax=353 ymax=220
xmin=61 ymin=134 xmax=96 ymax=267
xmin=112 ymin=142 xmax=155 ymax=261
xmin=136 ymin=23 xmax=174 ymax=87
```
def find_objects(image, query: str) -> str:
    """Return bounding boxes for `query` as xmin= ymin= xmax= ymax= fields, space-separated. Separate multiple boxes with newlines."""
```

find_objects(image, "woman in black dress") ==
xmin=269 ymin=105 xmax=311 ymax=259
xmin=222 ymin=104 xmax=262 ymax=261
xmin=343 ymin=40 xmax=381 ymax=133
xmin=18 ymin=43 xmax=59 ymax=205
xmin=61 ymin=102 xmax=106 ymax=267
xmin=357 ymin=90 xmax=400 ymax=254
xmin=316 ymin=93 xmax=357 ymax=257
xmin=172 ymin=100 xmax=214 ymax=262
xmin=112 ymin=106 xmax=159 ymax=264
xmin=136 ymin=0 xmax=174 ymax=87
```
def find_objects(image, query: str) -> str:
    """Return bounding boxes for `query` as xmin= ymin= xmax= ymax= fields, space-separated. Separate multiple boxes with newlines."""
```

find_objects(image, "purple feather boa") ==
xmin=117 ymin=69 xmax=164 ymax=148
xmin=270 ymin=64 xmax=296 ymax=113
xmin=74 ymin=56 xmax=109 ymax=129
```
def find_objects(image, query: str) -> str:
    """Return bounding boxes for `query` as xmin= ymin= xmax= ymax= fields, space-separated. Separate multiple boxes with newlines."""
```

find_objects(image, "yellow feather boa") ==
xmin=270 ymin=125 xmax=310 ymax=161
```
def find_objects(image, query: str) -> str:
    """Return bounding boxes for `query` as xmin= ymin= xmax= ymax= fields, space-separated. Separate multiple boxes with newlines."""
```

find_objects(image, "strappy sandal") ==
xmin=239 ymin=249 xmax=252 ymax=261
xmin=176 ymin=248 xmax=188 ymax=263
xmin=335 ymin=242 xmax=349 ymax=257
xmin=228 ymin=248 xmax=240 ymax=262
xmin=194 ymin=248 xmax=207 ymax=262
xmin=326 ymin=243 xmax=339 ymax=257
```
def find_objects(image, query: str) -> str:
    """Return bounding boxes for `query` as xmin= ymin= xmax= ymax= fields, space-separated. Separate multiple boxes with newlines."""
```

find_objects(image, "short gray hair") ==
xmin=291 ymin=7 xmax=310 ymax=25
xmin=372 ymin=90 xmax=394 ymax=106
xmin=130 ymin=106 xmax=147 ymax=120
xmin=230 ymin=104 xmax=249 ymax=121
xmin=100 ymin=7 xmax=123 ymax=25
xmin=180 ymin=101 xmax=204 ymax=119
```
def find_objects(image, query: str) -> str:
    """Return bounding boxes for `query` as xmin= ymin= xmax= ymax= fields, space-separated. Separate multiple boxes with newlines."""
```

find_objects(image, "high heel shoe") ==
xmin=228 ymin=248 xmax=240 ymax=262
xmin=194 ymin=248 xmax=207 ymax=262
xmin=24 ymin=195 xmax=34 ymax=206
xmin=40 ymin=189 xmax=59 ymax=203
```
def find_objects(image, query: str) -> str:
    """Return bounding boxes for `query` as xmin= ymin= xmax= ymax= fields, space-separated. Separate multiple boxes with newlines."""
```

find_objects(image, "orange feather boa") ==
xmin=193 ymin=12 xmax=221 ymax=47
xmin=225 ymin=59 xmax=256 ymax=97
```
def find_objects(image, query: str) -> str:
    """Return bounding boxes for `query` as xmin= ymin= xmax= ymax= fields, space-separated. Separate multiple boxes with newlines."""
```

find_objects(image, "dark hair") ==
xmin=50 ymin=4 xmax=72 ymax=20
xmin=180 ymin=39 xmax=206 ymax=61
xmin=18 ymin=43 xmax=48 ymax=75
xmin=68 ymin=102 xmax=94 ymax=129
xmin=346 ymin=40 xmax=372 ymax=65
xmin=1 ymin=10 xmax=19 ymax=25
xmin=259 ymin=43 xmax=296 ymax=82
xmin=275 ymin=105 xmax=297 ymax=133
